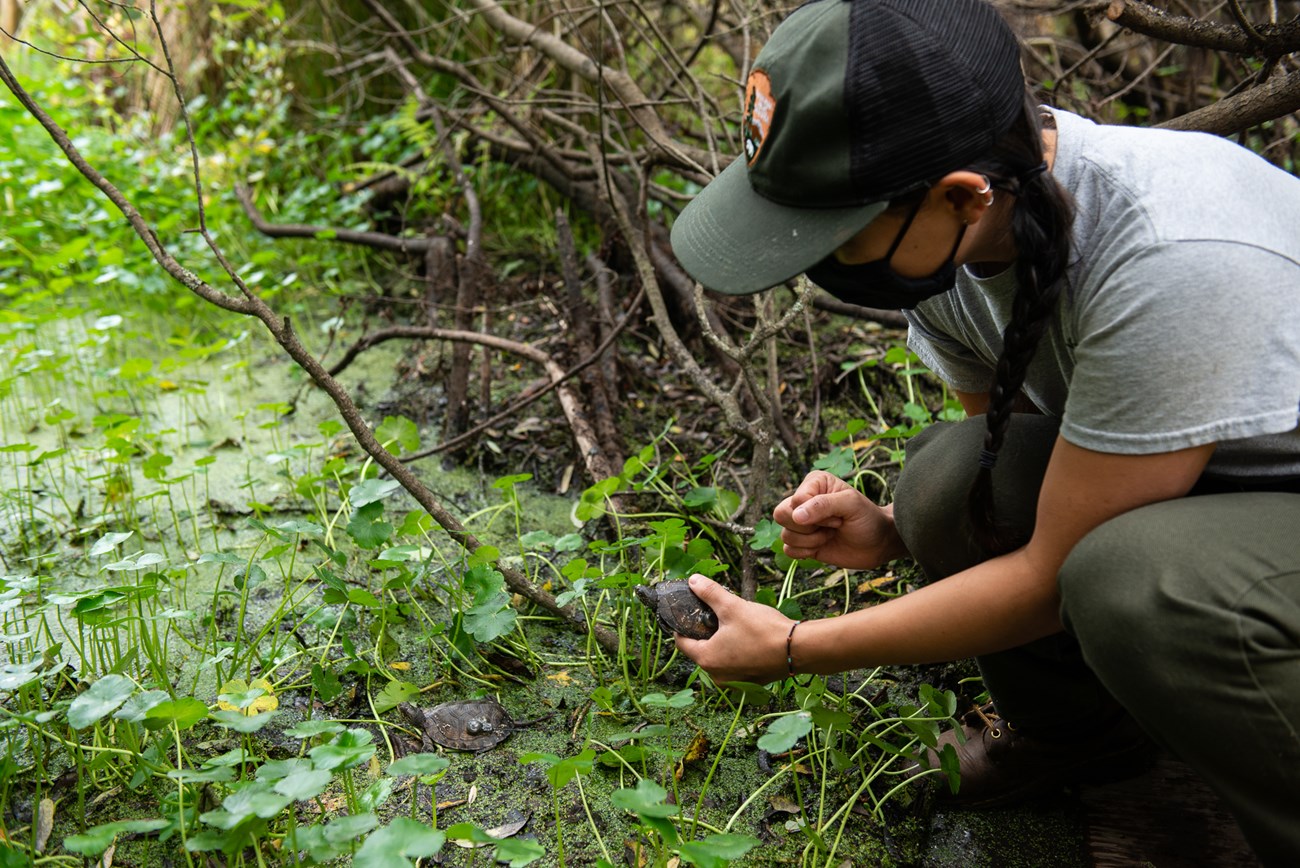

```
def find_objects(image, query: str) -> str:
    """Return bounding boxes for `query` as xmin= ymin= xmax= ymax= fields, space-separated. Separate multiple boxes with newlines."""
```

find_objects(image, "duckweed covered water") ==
xmin=0 ymin=299 xmax=1101 ymax=866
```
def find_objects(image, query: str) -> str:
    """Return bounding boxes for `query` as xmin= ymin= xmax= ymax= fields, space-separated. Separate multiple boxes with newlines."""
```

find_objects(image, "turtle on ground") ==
xmin=398 ymin=699 xmax=525 ymax=753
xmin=635 ymin=579 xmax=719 ymax=640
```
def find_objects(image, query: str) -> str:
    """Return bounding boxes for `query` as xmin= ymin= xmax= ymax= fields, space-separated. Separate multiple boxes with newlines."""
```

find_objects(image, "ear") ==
xmin=936 ymin=171 xmax=994 ymax=225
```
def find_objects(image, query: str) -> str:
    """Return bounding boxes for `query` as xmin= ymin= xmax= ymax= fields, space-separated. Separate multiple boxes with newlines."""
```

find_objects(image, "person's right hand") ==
xmin=772 ymin=471 xmax=905 ymax=570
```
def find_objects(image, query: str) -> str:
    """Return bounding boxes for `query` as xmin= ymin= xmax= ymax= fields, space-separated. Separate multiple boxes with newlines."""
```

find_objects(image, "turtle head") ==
xmin=634 ymin=584 xmax=656 ymax=607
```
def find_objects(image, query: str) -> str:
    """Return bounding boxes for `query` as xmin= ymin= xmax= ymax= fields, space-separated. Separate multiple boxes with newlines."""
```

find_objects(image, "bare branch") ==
xmin=1157 ymin=65 xmax=1300 ymax=133
xmin=463 ymin=0 xmax=711 ymax=172
xmin=1102 ymin=0 xmax=1300 ymax=54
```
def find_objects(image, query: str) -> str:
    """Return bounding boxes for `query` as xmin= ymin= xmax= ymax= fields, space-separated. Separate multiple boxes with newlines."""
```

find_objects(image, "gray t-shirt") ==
xmin=906 ymin=108 xmax=1300 ymax=480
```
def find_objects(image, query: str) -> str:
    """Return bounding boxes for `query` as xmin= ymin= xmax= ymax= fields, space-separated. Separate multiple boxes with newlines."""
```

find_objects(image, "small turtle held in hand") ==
xmin=635 ymin=579 xmax=719 ymax=640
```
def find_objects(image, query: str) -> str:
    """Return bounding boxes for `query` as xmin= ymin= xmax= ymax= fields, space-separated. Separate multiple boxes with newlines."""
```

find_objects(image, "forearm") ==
xmin=789 ymin=548 xmax=1064 ymax=672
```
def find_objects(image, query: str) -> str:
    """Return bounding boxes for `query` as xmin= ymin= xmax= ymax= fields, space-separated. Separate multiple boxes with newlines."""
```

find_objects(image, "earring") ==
xmin=976 ymin=178 xmax=994 ymax=207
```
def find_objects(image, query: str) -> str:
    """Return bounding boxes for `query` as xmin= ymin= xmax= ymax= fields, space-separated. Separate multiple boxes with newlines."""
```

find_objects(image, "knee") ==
xmin=893 ymin=421 xmax=985 ymax=578
xmin=1058 ymin=507 xmax=1207 ymax=674
xmin=893 ymin=414 xmax=1058 ymax=578
xmin=1059 ymin=518 xmax=1148 ymax=642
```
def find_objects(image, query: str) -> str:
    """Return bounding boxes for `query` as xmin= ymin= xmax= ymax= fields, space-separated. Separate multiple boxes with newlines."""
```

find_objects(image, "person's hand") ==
xmin=674 ymin=575 xmax=794 ymax=684
xmin=772 ymin=471 xmax=903 ymax=570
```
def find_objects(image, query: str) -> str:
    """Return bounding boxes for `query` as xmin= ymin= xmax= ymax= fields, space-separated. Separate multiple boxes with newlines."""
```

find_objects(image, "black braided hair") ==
xmin=965 ymin=94 xmax=1075 ymax=553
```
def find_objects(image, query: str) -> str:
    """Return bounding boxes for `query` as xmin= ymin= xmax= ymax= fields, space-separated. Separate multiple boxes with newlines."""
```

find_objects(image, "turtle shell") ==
xmin=422 ymin=699 xmax=514 ymax=751
xmin=635 ymin=580 xmax=719 ymax=640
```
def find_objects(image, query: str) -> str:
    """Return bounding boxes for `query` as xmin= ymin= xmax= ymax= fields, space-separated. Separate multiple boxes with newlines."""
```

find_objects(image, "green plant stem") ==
xmin=689 ymin=692 xmax=745 ymax=839
xmin=722 ymin=762 xmax=792 ymax=833
xmin=574 ymin=771 xmax=611 ymax=864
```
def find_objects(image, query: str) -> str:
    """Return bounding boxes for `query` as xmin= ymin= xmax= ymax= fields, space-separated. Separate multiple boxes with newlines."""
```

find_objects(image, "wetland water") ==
xmin=0 ymin=302 xmax=1102 ymax=865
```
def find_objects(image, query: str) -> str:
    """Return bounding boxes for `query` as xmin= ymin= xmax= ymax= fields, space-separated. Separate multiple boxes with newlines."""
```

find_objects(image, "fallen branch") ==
xmin=236 ymin=184 xmax=440 ymax=254
xmin=327 ymin=324 xmax=620 ymax=484
xmin=413 ymin=284 xmax=645 ymax=461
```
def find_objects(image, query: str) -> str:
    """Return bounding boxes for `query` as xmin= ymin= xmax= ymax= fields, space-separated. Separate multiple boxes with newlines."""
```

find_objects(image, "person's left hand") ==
xmin=673 ymin=574 xmax=796 ymax=684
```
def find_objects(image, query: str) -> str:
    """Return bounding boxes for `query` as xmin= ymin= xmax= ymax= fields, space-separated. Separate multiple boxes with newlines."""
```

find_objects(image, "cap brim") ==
xmin=670 ymin=155 xmax=888 ymax=295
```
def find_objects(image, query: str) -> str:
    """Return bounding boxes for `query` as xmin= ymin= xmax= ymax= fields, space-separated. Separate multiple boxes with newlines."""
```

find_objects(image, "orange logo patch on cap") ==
xmin=743 ymin=69 xmax=775 ymax=166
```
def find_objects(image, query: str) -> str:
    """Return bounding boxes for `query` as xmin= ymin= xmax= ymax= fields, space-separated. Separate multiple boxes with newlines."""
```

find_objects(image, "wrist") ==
xmin=785 ymin=620 xmax=801 ymax=677
xmin=785 ymin=617 xmax=821 ymax=677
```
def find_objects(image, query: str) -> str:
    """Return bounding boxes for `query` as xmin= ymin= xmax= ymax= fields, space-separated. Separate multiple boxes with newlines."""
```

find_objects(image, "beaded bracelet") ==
xmin=786 ymin=620 xmax=801 ymax=678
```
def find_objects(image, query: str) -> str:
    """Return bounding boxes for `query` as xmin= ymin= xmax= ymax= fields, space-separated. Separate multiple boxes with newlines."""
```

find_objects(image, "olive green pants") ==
xmin=892 ymin=415 xmax=1300 ymax=866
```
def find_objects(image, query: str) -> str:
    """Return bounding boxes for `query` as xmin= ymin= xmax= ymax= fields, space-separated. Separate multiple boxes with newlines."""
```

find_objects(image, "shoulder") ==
xmin=1051 ymin=109 xmax=1300 ymax=262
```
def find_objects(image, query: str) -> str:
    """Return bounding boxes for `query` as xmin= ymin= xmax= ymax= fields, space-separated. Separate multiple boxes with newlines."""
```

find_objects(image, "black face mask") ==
xmin=805 ymin=198 xmax=965 ymax=310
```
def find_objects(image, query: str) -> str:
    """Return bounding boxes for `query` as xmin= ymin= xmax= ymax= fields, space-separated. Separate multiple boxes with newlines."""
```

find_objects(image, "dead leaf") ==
xmin=822 ymin=569 xmax=851 ymax=588
xmin=467 ymin=783 xmax=477 ymax=805
xmin=546 ymin=670 xmax=574 ymax=686
xmin=483 ymin=816 xmax=529 ymax=839
xmin=90 ymin=786 xmax=122 ymax=808
xmin=315 ymin=794 xmax=348 ymax=813
xmin=100 ymin=842 xmax=115 ymax=868
xmin=768 ymin=795 xmax=800 ymax=814
xmin=674 ymin=731 xmax=711 ymax=781
xmin=507 ymin=417 xmax=545 ymax=440
xmin=624 ymin=839 xmax=649 ymax=867
xmin=856 ymin=572 xmax=898 ymax=592
xmin=35 ymin=797 xmax=53 ymax=853
xmin=436 ymin=798 xmax=466 ymax=810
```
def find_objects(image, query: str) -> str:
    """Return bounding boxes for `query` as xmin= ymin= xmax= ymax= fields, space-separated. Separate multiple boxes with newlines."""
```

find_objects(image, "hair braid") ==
xmin=966 ymin=97 xmax=1074 ymax=553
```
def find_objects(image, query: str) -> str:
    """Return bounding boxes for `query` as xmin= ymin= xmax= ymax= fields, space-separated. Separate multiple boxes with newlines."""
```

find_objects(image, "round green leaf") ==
xmin=67 ymin=674 xmax=136 ymax=729
xmin=143 ymin=697 xmax=209 ymax=731
xmin=356 ymin=817 xmax=446 ymax=865
xmin=610 ymin=779 xmax=678 ymax=818
xmin=757 ymin=711 xmax=813 ymax=754
xmin=63 ymin=819 xmax=168 ymax=856
xmin=388 ymin=752 xmax=451 ymax=777
xmin=283 ymin=719 xmax=345 ymax=739
xmin=309 ymin=728 xmax=376 ymax=770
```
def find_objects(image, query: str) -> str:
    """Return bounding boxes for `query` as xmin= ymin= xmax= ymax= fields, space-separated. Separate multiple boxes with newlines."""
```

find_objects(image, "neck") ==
xmin=960 ymin=128 xmax=1059 ymax=277
xmin=959 ymin=196 xmax=1017 ymax=275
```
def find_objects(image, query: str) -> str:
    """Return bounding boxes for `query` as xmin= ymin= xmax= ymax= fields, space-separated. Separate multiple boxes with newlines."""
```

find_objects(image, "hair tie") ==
xmin=978 ymin=448 xmax=999 ymax=470
xmin=1019 ymin=161 xmax=1049 ymax=183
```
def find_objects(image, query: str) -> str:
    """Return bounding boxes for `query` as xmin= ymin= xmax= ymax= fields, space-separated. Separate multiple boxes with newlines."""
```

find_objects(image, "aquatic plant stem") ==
xmin=722 ymin=761 xmax=791 ymax=833
xmin=689 ymin=691 xmax=745 ymax=839
xmin=574 ymin=771 xmax=612 ymax=863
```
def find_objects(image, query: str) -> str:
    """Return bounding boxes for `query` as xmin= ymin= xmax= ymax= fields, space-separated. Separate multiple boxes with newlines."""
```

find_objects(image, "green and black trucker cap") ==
xmin=670 ymin=0 xmax=1024 ymax=295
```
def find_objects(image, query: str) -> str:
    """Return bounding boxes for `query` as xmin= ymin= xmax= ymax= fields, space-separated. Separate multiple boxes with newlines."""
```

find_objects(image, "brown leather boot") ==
xmin=913 ymin=703 xmax=1157 ymax=809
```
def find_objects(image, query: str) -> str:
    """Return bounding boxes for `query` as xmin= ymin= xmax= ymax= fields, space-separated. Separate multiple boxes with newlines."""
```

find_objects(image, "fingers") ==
xmin=675 ymin=575 xmax=729 ymax=674
xmin=779 ymin=487 xmax=869 ymax=531
xmin=673 ymin=631 xmax=707 ymax=663
xmin=685 ymin=573 xmax=731 ymax=609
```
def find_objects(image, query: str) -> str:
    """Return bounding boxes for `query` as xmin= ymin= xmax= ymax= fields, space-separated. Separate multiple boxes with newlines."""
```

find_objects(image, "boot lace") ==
xmin=967 ymin=702 xmax=1016 ymax=739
